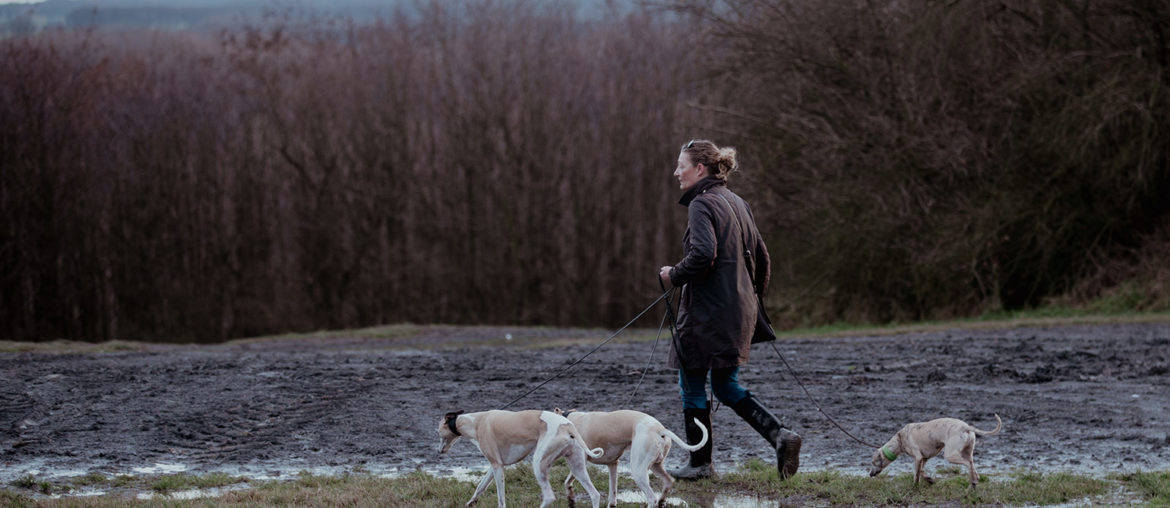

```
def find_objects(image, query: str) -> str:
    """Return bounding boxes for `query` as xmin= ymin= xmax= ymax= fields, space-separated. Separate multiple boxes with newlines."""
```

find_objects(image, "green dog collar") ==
xmin=881 ymin=446 xmax=897 ymax=462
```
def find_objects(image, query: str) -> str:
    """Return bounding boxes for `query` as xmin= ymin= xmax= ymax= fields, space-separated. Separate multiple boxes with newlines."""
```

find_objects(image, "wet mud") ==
xmin=2 ymin=322 xmax=1168 ymax=492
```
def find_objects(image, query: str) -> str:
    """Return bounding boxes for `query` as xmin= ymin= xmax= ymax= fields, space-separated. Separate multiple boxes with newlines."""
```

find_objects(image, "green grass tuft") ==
xmin=0 ymin=489 xmax=35 ymax=507
xmin=712 ymin=460 xmax=1111 ymax=506
xmin=1115 ymin=470 xmax=1170 ymax=504
xmin=4 ymin=465 xmax=1162 ymax=507
xmin=149 ymin=472 xmax=246 ymax=493
xmin=10 ymin=475 xmax=37 ymax=490
xmin=69 ymin=473 xmax=108 ymax=487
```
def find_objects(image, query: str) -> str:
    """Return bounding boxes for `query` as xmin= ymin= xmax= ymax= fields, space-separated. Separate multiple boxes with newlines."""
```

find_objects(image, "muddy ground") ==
xmin=2 ymin=321 xmax=1169 ymax=497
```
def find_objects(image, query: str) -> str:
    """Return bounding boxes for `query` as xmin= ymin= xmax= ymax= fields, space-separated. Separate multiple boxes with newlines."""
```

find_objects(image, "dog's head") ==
xmin=869 ymin=439 xmax=898 ymax=476
xmin=437 ymin=410 xmax=465 ymax=454
xmin=553 ymin=407 xmax=580 ymax=420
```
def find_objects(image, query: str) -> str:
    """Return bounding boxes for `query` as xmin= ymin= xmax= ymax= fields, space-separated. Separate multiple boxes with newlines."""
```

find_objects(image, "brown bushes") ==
xmin=1 ymin=2 xmax=698 ymax=341
xmin=676 ymin=0 xmax=1170 ymax=326
xmin=3 ymin=0 xmax=1167 ymax=342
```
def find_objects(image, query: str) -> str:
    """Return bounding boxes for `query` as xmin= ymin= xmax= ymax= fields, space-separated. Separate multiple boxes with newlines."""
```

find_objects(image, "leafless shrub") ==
xmin=1 ymin=1 xmax=699 ymax=341
xmin=670 ymin=0 xmax=1170 ymax=326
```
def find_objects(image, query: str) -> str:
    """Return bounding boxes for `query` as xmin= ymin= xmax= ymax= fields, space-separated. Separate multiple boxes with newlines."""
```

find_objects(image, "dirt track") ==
xmin=2 ymin=322 xmax=1169 ymax=495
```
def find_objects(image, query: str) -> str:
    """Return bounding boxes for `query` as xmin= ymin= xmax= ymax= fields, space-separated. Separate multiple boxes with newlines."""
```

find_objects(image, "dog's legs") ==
xmin=606 ymin=463 xmax=619 ymax=508
xmin=963 ymin=455 xmax=979 ymax=487
xmin=650 ymin=435 xmax=674 ymax=507
xmin=565 ymin=445 xmax=602 ymax=508
xmin=467 ymin=467 xmax=496 ymax=507
xmin=562 ymin=470 xmax=575 ymax=502
xmin=943 ymin=441 xmax=980 ymax=486
xmin=534 ymin=453 xmax=558 ymax=508
xmin=630 ymin=464 xmax=657 ymax=508
xmin=492 ymin=466 xmax=508 ymax=508
xmin=650 ymin=460 xmax=673 ymax=508
xmin=626 ymin=445 xmax=658 ymax=508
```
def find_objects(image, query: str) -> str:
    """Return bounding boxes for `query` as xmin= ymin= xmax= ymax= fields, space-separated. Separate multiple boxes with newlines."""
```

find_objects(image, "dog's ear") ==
xmin=444 ymin=410 xmax=464 ymax=421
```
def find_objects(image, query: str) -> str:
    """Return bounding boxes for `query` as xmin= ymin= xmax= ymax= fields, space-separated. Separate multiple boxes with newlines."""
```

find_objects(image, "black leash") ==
xmin=656 ymin=278 xmax=878 ymax=449
xmin=765 ymin=340 xmax=881 ymax=449
xmin=622 ymin=310 xmax=667 ymax=408
xmin=658 ymin=278 xmax=704 ymax=403
xmin=500 ymin=288 xmax=674 ymax=410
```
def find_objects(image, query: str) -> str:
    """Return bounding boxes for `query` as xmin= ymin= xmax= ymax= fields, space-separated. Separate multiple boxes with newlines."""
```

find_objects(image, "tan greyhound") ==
xmin=557 ymin=409 xmax=708 ymax=508
xmin=868 ymin=414 xmax=1003 ymax=487
xmin=438 ymin=409 xmax=604 ymax=508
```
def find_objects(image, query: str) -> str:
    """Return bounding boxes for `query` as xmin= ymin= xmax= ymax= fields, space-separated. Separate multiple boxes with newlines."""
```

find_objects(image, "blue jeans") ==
xmin=679 ymin=367 xmax=749 ymax=409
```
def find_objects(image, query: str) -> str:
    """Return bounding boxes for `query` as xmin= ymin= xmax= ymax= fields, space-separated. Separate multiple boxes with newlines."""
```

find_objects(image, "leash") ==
xmin=500 ymin=288 xmax=674 ymax=410
xmin=765 ymin=340 xmax=881 ymax=449
xmin=622 ymin=310 xmax=667 ymax=408
xmin=656 ymin=277 xmax=878 ymax=448
xmin=658 ymin=279 xmax=705 ymax=402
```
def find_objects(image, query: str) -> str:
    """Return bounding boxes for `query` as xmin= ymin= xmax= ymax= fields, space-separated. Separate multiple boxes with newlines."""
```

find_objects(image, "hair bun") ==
xmin=718 ymin=147 xmax=739 ymax=176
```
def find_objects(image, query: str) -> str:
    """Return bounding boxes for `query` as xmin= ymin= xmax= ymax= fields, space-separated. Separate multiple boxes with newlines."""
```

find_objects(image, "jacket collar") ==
xmin=678 ymin=177 xmax=726 ymax=206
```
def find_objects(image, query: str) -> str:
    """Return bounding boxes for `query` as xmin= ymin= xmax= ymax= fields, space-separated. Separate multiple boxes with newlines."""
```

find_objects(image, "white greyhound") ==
xmin=439 ymin=409 xmax=604 ymax=508
xmin=869 ymin=414 xmax=1003 ymax=487
xmin=558 ymin=409 xmax=709 ymax=508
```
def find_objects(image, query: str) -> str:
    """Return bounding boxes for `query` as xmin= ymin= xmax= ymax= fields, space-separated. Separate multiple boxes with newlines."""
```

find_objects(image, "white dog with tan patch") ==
xmin=557 ymin=409 xmax=708 ymax=508
xmin=438 ymin=409 xmax=603 ymax=508
xmin=869 ymin=414 xmax=1003 ymax=487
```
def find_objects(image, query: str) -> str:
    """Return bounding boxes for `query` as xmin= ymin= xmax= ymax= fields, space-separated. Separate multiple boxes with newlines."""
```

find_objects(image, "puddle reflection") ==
xmin=615 ymin=489 xmax=782 ymax=507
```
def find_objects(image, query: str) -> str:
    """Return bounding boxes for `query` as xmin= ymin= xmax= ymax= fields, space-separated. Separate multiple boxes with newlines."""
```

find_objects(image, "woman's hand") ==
xmin=659 ymin=266 xmax=674 ymax=286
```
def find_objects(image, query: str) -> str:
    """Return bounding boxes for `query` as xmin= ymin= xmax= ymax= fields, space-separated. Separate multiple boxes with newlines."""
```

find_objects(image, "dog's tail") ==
xmin=571 ymin=431 xmax=604 ymax=459
xmin=972 ymin=414 xmax=1003 ymax=436
xmin=663 ymin=418 xmax=709 ymax=452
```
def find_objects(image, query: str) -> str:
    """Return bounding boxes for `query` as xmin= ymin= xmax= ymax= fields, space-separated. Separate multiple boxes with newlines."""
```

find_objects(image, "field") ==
xmin=2 ymin=320 xmax=1168 ymax=505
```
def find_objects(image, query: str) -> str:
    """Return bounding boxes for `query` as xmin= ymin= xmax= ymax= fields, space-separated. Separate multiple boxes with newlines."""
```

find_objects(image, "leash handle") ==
xmin=658 ymin=277 xmax=684 ymax=367
xmin=657 ymin=277 xmax=678 ymax=336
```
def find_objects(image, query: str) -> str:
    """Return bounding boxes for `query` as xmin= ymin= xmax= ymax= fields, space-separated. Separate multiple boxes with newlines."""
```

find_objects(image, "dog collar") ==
xmin=881 ymin=446 xmax=897 ymax=461
xmin=445 ymin=411 xmax=463 ymax=436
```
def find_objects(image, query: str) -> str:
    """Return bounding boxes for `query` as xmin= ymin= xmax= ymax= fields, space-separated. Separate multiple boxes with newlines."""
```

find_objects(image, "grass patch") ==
xmin=149 ymin=472 xmax=245 ymax=493
xmin=8 ymin=464 xmax=1162 ymax=507
xmin=226 ymin=308 xmax=1170 ymax=351
xmin=3 ymin=470 xmax=249 ymax=506
xmin=0 ymin=340 xmax=146 ymax=354
xmin=110 ymin=475 xmax=137 ymax=488
xmin=227 ymin=323 xmax=429 ymax=346
xmin=776 ymin=308 xmax=1170 ymax=341
xmin=1116 ymin=470 xmax=1170 ymax=504
xmin=68 ymin=473 xmax=108 ymax=488
xmin=9 ymin=474 xmax=53 ymax=495
xmin=0 ymin=489 xmax=36 ymax=508
xmin=5 ymin=309 xmax=1169 ymax=354
xmin=227 ymin=470 xmax=474 ymax=507
xmin=710 ymin=460 xmax=1113 ymax=506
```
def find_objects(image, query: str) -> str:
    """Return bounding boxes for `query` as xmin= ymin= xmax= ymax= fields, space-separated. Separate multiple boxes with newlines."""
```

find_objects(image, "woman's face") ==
xmin=674 ymin=151 xmax=707 ymax=191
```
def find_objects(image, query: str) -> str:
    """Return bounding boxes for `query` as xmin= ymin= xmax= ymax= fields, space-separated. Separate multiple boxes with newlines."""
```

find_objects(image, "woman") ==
xmin=658 ymin=139 xmax=801 ymax=480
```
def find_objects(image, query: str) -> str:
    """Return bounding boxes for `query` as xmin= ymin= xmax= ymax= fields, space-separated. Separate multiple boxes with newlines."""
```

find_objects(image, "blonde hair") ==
xmin=681 ymin=139 xmax=738 ymax=180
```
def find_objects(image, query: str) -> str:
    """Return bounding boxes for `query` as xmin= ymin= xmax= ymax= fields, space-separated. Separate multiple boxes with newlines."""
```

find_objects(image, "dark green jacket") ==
xmin=667 ymin=177 xmax=771 ymax=370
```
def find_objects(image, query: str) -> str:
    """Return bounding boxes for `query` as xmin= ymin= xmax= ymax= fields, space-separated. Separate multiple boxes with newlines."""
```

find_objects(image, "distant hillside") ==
xmin=1 ymin=0 xmax=619 ymax=34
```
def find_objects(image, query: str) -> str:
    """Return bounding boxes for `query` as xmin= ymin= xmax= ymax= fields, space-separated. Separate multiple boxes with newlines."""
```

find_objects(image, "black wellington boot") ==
xmin=730 ymin=392 xmax=801 ymax=480
xmin=668 ymin=407 xmax=714 ymax=480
